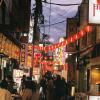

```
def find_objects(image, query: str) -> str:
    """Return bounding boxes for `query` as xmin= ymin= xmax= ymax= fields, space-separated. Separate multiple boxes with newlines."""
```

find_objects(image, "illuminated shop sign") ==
xmin=0 ymin=33 xmax=20 ymax=59
xmin=89 ymin=0 xmax=100 ymax=24
xmin=13 ymin=69 xmax=24 ymax=78
xmin=26 ymin=44 xmax=33 ymax=67
xmin=89 ymin=96 xmax=100 ymax=100
xmin=20 ymin=43 xmax=26 ymax=66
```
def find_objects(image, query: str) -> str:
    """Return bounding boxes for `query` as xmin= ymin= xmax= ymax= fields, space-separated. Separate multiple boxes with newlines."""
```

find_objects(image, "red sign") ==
xmin=34 ymin=53 xmax=41 ymax=58
xmin=97 ymin=0 xmax=100 ymax=4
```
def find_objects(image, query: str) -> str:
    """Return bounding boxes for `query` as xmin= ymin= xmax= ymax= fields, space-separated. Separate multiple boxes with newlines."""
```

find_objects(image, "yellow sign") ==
xmin=26 ymin=44 xmax=33 ymax=67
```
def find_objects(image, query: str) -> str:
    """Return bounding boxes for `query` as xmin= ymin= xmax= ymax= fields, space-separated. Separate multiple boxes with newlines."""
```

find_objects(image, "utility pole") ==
xmin=33 ymin=0 xmax=42 ymax=44
xmin=32 ymin=0 xmax=42 ymax=76
xmin=76 ymin=40 xmax=80 ymax=92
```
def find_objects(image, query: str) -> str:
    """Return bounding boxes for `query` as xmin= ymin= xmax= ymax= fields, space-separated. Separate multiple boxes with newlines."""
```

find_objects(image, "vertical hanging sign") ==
xmin=20 ymin=43 xmax=26 ymax=66
xmin=89 ymin=0 xmax=100 ymax=24
xmin=26 ymin=44 xmax=33 ymax=67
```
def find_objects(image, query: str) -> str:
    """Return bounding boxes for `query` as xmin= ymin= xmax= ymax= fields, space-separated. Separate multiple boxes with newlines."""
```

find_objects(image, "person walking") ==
xmin=21 ymin=77 xmax=38 ymax=100
xmin=0 ymin=80 xmax=12 ymax=100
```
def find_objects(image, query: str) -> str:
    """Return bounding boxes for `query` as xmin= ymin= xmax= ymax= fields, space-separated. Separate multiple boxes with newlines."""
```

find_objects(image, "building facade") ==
xmin=0 ymin=32 xmax=21 ymax=80
xmin=77 ymin=0 xmax=100 ymax=95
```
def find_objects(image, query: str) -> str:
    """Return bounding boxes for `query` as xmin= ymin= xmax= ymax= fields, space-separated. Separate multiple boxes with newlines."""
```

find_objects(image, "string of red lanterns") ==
xmin=34 ymin=25 xmax=92 ymax=52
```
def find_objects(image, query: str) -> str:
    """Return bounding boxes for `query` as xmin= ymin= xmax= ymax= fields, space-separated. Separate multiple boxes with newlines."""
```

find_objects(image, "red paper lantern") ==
xmin=49 ymin=56 xmax=52 ymax=59
xmin=79 ymin=30 xmax=85 ymax=36
xmin=85 ymin=26 xmax=92 ymax=33
xmin=44 ymin=57 xmax=47 ymax=60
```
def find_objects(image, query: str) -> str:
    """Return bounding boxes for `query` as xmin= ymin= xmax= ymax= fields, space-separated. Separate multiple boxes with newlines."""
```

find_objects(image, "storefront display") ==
xmin=0 ymin=33 xmax=20 ymax=60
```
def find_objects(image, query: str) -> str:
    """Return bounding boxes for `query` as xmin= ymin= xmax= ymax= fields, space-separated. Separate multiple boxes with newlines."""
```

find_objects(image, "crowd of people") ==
xmin=39 ymin=71 xmax=75 ymax=100
xmin=0 ymin=71 xmax=75 ymax=100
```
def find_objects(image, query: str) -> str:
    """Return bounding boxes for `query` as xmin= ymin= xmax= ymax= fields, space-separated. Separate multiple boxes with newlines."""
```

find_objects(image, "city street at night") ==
xmin=0 ymin=0 xmax=100 ymax=100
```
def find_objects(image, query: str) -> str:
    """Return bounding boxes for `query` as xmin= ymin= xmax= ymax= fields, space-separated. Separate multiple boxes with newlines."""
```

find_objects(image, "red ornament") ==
xmin=79 ymin=30 xmax=85 ymax=36
xmin=85 ymin=26 xmax=92 ymax=33
xmin=67 ymin=37 xmax=72 ymax=43
xmin=44 ymin=57 xmax=47 ymax=60
xmin=50 ymin=46 xmax=53 ymax=50
xmin=65 ymin=40 xmax=68 ymax=45
xmin=49 ymin=56 xmax=52 ymax=59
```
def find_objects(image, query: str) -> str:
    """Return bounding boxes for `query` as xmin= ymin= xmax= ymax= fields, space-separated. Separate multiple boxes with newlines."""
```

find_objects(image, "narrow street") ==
xmin=0 ymin=0 xmax=100 ymax=100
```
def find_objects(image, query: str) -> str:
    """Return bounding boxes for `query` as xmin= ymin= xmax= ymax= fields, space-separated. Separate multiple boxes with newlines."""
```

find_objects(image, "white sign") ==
xmin=13 ymin=69 xmax=24 ymax=78
xmin=89 ymin=96 xmax=100 ymax=100
xmin=28 ymin=32 xmax=33 ymax=43
xmin=89 ymin=0 xmax=100 ymax=24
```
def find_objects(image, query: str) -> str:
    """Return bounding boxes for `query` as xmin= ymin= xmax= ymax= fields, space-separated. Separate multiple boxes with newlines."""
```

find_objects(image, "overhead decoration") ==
xmin=34 ymin=25 xmax=92 ymax=52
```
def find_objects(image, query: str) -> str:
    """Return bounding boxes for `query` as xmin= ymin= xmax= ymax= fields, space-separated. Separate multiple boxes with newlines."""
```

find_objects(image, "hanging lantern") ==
xmin=44 ymin=47 xmax=48 ymax=52
xmin=50 ymin=46 xmax=53 ymax=50
xmin=79 ymin=30 xmax=85 ymax=36
xmin=49 ymin=56 xmax=52 ymax=59
xmin=73 ymin=34 xmax=80 ymax=40
xmin=85 ymin=26 xmax=92 ymax=33
xmin=62 ymin=41 xmax=66 ymax=46
xmin=67 ymin=37 xmax=72 ymax=43
xmin=44 ymin=57 xmax=47 ymax=60
xmin=59 ymin=42 xmax=62 ymax=47
xmin=65 ymin=40 xmax=68 ymax=45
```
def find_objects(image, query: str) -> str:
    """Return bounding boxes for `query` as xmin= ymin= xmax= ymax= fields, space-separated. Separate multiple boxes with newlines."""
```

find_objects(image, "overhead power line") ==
xmin=43 ymin=5 xmax=67 ymax=19
xmin=40 ymin=20 xmax=66 ymax=27
xmin=42 ymin=1 xmax=81 ymax=6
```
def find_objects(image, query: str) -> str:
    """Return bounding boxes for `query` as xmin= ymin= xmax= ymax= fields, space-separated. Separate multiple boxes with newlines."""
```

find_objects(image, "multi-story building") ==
xmin=66 ymin=18 xmax=78 ymax=82
xmin=0 ymin=32 xmax=21 ymax=80
xmin=0 ymin=0 xmax=31 ymax=80
xmin=66 ymin=0 xmax=100 ymax=95
xmin=77 ymin=0 xmax=100 ymax=95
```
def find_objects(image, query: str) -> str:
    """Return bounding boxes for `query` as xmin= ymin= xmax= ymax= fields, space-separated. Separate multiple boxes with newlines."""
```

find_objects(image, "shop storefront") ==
xmin=89 ymin=56 xmax=100 ymax=96
xmin=0 ymin=33 xmax=20 ymax=80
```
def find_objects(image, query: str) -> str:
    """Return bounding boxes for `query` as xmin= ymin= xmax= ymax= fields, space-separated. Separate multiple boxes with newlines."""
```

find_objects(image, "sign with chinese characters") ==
xmin=89 ymin=0 xmax=100 ymax=24
xmin=20 ymin=43 xmax=26 ymax=66
xmin=89 ymin=96 xmax=100 ymax=100
xmin=26 ymin=44 xmax=33 ymax=67
xmin=0 ymin=33 xmax=20 ymax=60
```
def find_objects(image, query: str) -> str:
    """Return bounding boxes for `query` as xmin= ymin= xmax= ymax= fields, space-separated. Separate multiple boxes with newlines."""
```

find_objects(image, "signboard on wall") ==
xmin=89 ymin=0 xmax=100 ymax=24
xmin=89 ymin=96 xmax=100 ymax=100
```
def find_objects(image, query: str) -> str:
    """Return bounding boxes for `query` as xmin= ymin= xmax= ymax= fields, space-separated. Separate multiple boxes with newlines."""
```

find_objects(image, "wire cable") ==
xmin=43 ymin=5 xmax=68 ymax=19
xmin=40 ymin=20 xmax=66 ymax=27
xmin=49 ymin=0 xmax=51 ymax=33
xmin=42 ymin=1 xmax=81 ymax=6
